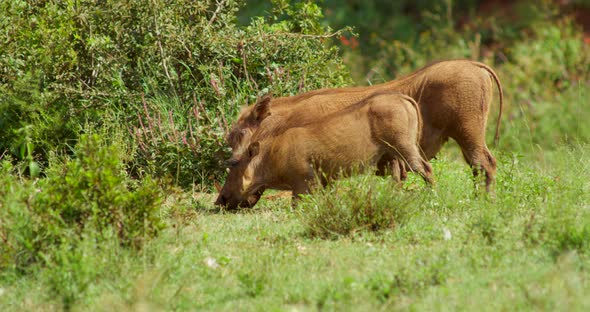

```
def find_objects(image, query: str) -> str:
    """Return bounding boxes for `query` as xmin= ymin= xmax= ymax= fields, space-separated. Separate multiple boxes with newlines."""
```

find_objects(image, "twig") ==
xmin=208 ymin=0 xmax=227 ymax=28
xmin=175 ymin=38 xmax=193 ymax=60
xmin=220 ymin=109 xmax=229 ymax=133
xmin=169 ymin=111 xmax=179 ymax=143
xmin=192 ymin=93 xmax=215 ymax=126
xmin=242 ymin=50 xmax=258 ymax=92
xmin=154 ymin=15 xmax=176 ymax=94
xmin=298 ymin=68 xmax=306 ymax=92
xmin=0 ymin=226 xmax=13 ymax=249
xmin=272 ymin=31 xmax=347 ymax=39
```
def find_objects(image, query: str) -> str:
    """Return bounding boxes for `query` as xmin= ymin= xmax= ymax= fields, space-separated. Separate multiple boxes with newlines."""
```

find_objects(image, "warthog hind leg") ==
xmin=394 ymin=143 xmax=435 ymax=185
xmin=455 ymin=131 xmax=497 ymax=192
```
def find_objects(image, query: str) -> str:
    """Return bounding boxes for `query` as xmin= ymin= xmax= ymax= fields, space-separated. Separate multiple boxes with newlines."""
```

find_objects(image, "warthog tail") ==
xmin=399 ymin=93 xmax=423 ymax=149
xmin=472 ymin=61 xmax=504 ymax=147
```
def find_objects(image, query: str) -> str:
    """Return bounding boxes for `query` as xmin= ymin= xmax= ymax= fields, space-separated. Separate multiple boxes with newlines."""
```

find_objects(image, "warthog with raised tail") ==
xmin=224 ymin=60 xmax=503 ymax=195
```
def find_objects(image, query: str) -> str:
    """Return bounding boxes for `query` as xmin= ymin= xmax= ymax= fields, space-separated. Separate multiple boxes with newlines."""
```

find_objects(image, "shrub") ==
xmin=0 ymin=159 xmax=37 ymax=273
xmin=42 ymin=228 xmax=124 ymax=310
xmin=299 ymin=175 xmax=421 ymax=239
xmin=124 ymin=0 xmax=351 ymax=188
xmin=0 ymin=135 xmax=164 ymax=275
xmin=318 ymin=0 xmax=562 ymax=83
xmin=35 ymin=134 xmax=165 ymax=250
xmin=498 ymin=18 xmax=590 ymax=150
xmin=0 ymin=0 xmax=350 ymax=188
xmin=505 ymin=18 xmax=589 ymax=95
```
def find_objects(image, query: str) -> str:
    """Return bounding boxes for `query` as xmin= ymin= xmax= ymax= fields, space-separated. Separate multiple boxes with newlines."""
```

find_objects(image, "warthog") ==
xmin=224 ymin=60 xmax=503 ymax=193
xmin=215 ymin=91 xmax=433 ymax=209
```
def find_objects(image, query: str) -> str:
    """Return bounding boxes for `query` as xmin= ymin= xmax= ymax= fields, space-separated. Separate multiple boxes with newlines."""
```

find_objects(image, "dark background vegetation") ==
xmin=1 ymin=0 xmax=590 ymax=309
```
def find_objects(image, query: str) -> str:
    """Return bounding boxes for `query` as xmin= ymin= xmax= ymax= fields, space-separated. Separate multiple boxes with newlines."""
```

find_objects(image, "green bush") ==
xmin=299 ymin=175 xmax=421 ymax=239
xmin=42 ymin=228 xmax=125 ymax=310
xmin=506 ymin=19 xmax=588 ymax=93
xmin=0 ymin=159 xmax=37 ymax=273
xmin=0 ymin=0 xmax=350 ymax=187
xmin=35 ymin=134 xmax=165 ymax=250
xmin=125 ymin=0 xmax=351 ymax=187
xmin=310 ymin=0 xmax=558 ymax=83
xmin=0 ymin=135 xmax=164 ymax=275
xmin=333 ymin=1 xmax=590 ymax=153
xmin=498 ymin=18 xmax=590 ymax=150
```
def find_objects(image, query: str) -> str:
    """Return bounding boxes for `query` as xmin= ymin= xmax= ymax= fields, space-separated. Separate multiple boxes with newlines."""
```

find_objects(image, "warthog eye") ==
xmin=225 ymin=158 xmax=239 ymax=168
xmin=227 ymin=129 xmax=241 ymax=145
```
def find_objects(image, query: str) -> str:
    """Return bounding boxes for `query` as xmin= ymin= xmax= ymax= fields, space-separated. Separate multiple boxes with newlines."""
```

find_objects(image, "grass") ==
xmin=1 ymin=145 xmax=589 ymax=311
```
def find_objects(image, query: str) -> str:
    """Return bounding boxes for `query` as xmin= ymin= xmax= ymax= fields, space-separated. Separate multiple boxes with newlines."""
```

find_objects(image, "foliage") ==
xmin=506 ymin=19 xmax=588 ymax=89
xmin=498 ymin=18 xmax=590 ymax=149
xmin=36 ymin=134 xmax=165 ymax=249
xmin=320 ymin=0 xmax=590 ymax=152
xmin=129 ymin=95 xmax=225 ymax=188
xmin=0 ymin=159 xmax=35 ymax=273
xmin=0 ymin=0 xmax=350 ymax=187
xmin=309 ymin=0 xmax=562 ymax=81
xmin=0 ymin=135 xmax=164 ymax=276
xmin=298 ymin=175 xmax=420 ymax=239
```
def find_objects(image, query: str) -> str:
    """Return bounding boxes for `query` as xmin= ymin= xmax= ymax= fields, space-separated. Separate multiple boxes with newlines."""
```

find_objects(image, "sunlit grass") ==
xmin=2 ymin=145 xmax=589 ymax=310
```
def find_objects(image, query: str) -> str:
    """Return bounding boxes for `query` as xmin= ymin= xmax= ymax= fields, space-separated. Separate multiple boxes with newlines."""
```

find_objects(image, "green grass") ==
xmin=1 ymin=145 xmax=589 ymax=311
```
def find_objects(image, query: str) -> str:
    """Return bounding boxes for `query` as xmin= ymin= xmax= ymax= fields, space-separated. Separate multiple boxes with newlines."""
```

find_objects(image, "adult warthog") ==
xmin=223 ymin=60 xmax=503 ymax=194
xmin=215 ymin=91 xmax=433 ymax=209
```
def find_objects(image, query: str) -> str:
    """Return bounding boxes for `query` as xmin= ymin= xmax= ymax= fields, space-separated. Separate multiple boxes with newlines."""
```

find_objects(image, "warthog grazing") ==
xmin=224 ymin=60 xmax=503 ymax=193
xmin=215 ymin=91 xmax=433 ymax=209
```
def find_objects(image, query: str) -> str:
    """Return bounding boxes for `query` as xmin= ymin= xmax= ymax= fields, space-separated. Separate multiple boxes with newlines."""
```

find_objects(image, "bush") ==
xmin=0 ymin=0 xmax=350 ymax=188
xmin=505 ymin=18 xmax=588 ymax=94
xmin=314 ymin=0 xmax=563 ymax=83
xmin=35 ymin=134 xmax=165 ymax=250
xmin=498 ymin=18 xmax=590 ymax=150
xmin=42 ymin=228 xmax=125 ymax=310
xmin=0 ymin=135 xmax=164 ymax=275
xmin=299 ymin=175 xmax=421 ymax=239
xmin=0 ymin=159 xmax=37 ymax=273
xmin=125 ymin=0 xmax=351 ymax=188
xmin=334 ymin=1 xmax=590 ymax=153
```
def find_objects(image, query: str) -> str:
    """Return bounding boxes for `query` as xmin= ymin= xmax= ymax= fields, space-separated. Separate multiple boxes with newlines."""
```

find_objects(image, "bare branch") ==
xmin=273 ymin=30 xmax=347 ymax=39
xmin=208 ymin=0 xmax=227 ymax=28
xmin=154 ymin=15 xmax=175 ymax=93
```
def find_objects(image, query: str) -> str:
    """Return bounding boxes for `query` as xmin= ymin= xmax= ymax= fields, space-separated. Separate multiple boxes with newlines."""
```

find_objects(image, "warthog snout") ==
xmin=214 ymin=193 xmax=227 ymax=207
xmin=214 ymin=194 xmax=241 ymax=210
xmin=214 ymin=192 xmax=260 ymax=210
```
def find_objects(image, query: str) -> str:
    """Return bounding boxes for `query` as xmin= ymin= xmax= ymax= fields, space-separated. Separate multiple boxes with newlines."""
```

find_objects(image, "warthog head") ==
xmin=225 ymin=95 xmax=272 ymax=158
xmin=217 ymin=95 xmax=272 ymax=210
xmin=214 ymin=142 xmax=264 ymax=210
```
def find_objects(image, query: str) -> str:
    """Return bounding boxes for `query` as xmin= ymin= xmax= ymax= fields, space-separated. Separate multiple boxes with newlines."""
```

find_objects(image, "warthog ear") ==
xmin=253 ymin=95 xmax=272 ymax=122
xmin=248 ymin=142 xmax=260 ymax=158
